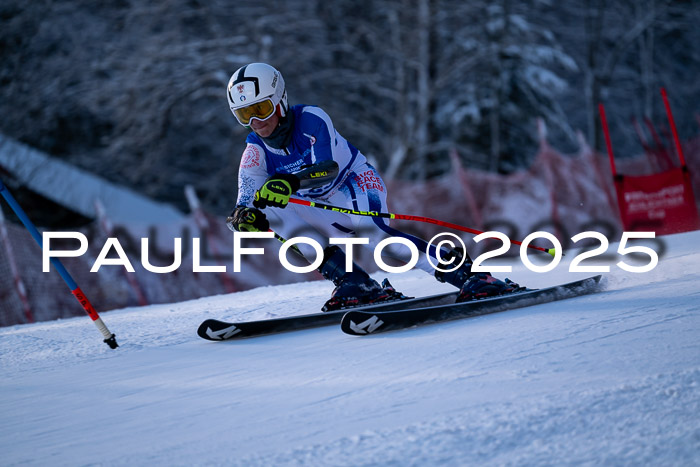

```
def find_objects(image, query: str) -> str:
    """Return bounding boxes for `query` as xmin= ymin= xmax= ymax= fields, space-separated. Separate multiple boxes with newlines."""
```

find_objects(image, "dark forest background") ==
xmin=1 ymin=0 xmax=698 ymax=215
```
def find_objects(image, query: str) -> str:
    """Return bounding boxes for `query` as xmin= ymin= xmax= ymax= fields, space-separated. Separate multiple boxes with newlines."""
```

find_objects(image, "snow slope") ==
xmin=1 ymin=231 xmax=699 ymax=466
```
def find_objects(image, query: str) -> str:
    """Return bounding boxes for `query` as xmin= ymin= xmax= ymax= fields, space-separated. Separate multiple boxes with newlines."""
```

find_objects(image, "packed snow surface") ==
xmin=1 ymin=231 xmax=699 ymax=466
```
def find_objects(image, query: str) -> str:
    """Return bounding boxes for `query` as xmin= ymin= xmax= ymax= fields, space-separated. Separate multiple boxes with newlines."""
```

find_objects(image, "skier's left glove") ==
xmin=253 ymin=173 xmax=300 ymax=209
xmin=226 ymin=206 xmax=269 ymax=232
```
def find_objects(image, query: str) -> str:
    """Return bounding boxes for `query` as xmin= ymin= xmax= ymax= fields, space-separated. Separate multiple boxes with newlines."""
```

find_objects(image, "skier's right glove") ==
xmin=226 ymin=206 xmax=270 ymax=233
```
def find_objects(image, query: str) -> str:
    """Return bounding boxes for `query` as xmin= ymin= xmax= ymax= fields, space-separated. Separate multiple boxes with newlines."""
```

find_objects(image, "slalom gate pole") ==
xmin=598 ymin=103 xmax=618 ymax=178
xmin=660 ymin=87 xmax=688 ymax=167
xmin=0 ymin=204 xmax=34 ymax=323
xmin=288 ymin=197 xmax=557 ymax=256
xmin=0 ymin=179 xmax=118 ymax=349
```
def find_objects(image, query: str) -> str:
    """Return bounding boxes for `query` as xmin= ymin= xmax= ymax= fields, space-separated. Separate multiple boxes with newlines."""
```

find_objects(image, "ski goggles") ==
xmin=232 ymin=98 xmax=276 ymax=126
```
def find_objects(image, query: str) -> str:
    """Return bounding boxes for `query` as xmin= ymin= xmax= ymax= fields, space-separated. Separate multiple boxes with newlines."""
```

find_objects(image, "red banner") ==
xmin=615 ymin=167 xmax=700 ymax=234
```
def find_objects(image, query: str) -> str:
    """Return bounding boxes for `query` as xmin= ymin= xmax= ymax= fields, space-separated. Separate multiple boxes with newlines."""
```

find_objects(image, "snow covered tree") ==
xmin=1 ymin=0 xmax=698 ymax=217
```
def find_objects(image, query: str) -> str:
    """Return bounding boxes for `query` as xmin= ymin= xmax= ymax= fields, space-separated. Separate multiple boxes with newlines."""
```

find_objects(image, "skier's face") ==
xmin=250 ymin=113 xmax=279 ymax=138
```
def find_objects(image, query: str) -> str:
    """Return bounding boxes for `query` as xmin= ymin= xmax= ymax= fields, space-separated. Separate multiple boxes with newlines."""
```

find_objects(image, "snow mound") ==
xmin=1 ymin=231 xmax=699 ymax=465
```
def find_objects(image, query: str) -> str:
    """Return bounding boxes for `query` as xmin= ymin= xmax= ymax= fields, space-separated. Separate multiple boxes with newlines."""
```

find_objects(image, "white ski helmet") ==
xmin=227 ymin=63 xmax=288 ymax=126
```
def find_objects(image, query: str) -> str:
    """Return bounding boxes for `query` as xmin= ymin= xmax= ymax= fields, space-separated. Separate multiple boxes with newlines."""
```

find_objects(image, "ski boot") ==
xmin=456 ymin=273 xmax=523 ymax=302
xmin=379 ymin=278 xmax=412 ymax=301
xmin=433 ymin=247 xmax=524 ymax=302
xmin=319 ymin=246 xmax=402 ymax=311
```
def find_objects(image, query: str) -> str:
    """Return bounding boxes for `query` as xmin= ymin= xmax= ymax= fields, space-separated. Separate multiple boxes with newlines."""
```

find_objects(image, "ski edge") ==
xmin=197 ymin=289 xmax=459 ymax=341
xmin=340 ymin=275 xmax=603 ymax=336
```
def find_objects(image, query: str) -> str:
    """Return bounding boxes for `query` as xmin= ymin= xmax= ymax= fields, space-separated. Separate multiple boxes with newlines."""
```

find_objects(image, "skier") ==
xmin=225 ymin=63 xmax=521 ymax=310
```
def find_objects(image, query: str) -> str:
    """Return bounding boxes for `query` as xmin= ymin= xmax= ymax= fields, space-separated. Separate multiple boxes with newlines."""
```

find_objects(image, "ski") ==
xmin=340 ymin=275 xmax=603 ymax=336
xmin=197 ymin=289 xmax=459 ymax=341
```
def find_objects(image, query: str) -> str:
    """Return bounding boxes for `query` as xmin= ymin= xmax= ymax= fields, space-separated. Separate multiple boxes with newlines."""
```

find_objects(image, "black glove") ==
xmin=226 ymin=206 xmax=270 ymax=232
xmin=253 ymin=173 xmax=301 ymax=209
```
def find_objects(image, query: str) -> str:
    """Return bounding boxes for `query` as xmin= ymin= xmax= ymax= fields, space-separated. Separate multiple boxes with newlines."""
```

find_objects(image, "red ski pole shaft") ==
xmin=288 ymin=197 xmax=556 ymax=256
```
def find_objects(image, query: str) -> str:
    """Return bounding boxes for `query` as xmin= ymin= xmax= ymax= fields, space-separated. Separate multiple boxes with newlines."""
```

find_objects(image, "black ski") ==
xmin=197 ymin=289 xmax=459 ymax=341
xmin=340 ymin=275 xmax=603 ymax=336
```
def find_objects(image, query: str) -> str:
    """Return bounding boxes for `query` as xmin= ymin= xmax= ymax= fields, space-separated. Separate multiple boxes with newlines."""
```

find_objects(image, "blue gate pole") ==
xmin=0 ymin=178 xmax=117 ymax=348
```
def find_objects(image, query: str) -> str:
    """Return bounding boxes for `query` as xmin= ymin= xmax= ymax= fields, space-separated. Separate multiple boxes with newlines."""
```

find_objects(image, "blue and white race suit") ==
xmin=236 ymin=104 xmax=438 ymax=272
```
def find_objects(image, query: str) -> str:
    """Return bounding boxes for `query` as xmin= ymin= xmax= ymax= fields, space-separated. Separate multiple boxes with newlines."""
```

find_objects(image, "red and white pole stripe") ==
xmin=0 ymin=179 xmax=117 ymax=348
xmin=0 ymin=204 xmax=34 ymax=323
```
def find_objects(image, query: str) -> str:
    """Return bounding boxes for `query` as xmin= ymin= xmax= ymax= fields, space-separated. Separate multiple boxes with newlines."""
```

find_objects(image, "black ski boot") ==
xmin=319 ymin=246 xmax=400 ymax=311
xmin=457 ymin=273 xmax=522 ymax=302
xmin=434 ymin=248 xmax=523 ymax=302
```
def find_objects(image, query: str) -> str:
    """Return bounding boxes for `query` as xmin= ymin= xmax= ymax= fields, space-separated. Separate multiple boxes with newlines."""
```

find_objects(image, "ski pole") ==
xmin=288 ymin=197 xmax=557 ymax=256
xmin=272 ymin=231 xmax=304 ymax=257
xmin=0 ymin=178 xmax=118 ymax=349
